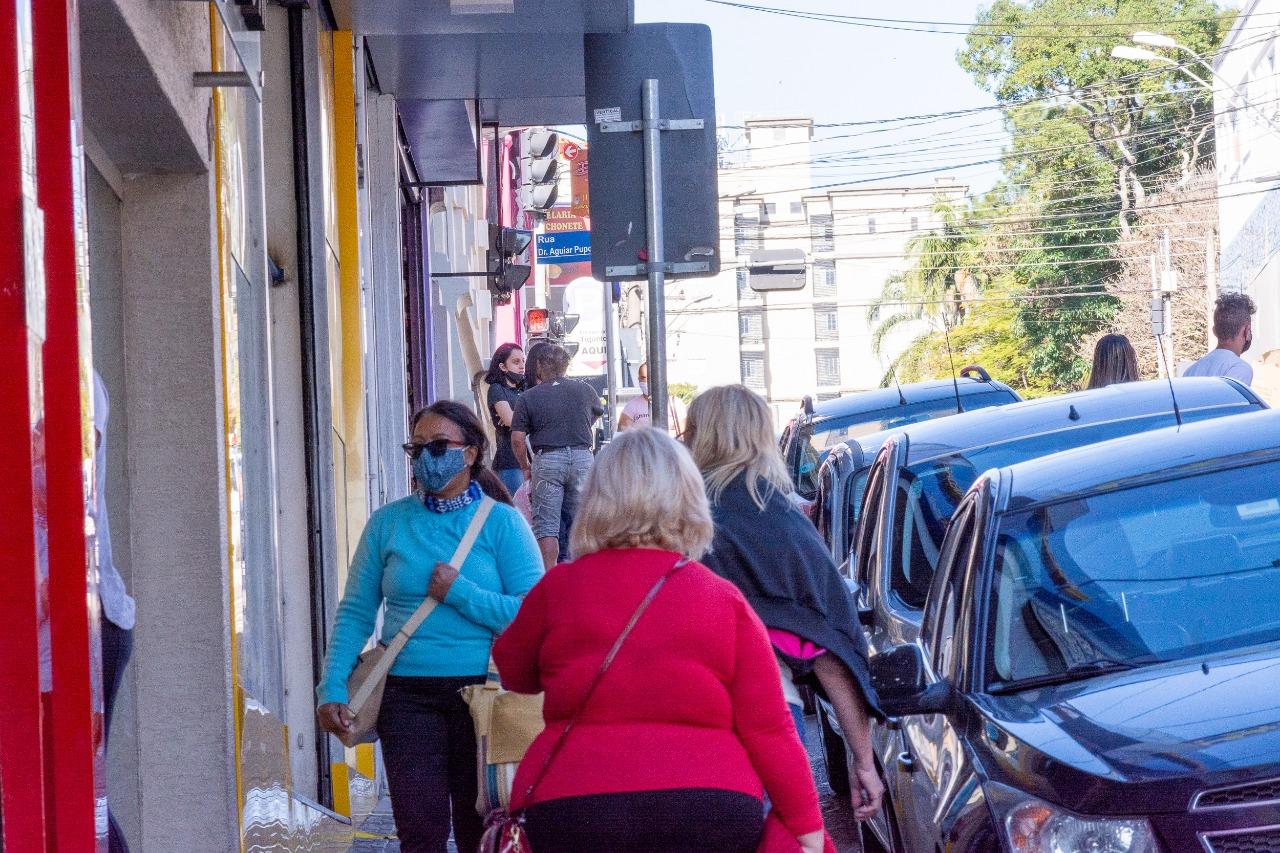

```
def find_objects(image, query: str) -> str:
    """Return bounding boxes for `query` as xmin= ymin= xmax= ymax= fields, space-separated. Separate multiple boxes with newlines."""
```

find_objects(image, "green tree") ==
xmin=867 ymin=198 xmax=982 ymax=368
xmin=960 ymin=0 xmax=1232 ymax=233
xmin=953 ymin=0 xmax=1233 ymax=388
xmin=668 ymin=382 xmax=698 ymax=405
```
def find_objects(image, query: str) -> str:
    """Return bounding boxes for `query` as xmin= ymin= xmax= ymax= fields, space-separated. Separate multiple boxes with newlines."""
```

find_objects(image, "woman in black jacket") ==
xmin=685 ymin=384 xmax=885 ymax=822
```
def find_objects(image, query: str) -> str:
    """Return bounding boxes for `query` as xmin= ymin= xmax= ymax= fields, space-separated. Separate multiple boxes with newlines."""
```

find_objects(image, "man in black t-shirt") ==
xmin=512 ymin=344 xmax=604 ymax=567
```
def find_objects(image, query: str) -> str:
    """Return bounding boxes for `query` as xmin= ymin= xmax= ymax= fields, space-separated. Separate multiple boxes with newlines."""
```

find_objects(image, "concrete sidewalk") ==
xmin=346 ymin=797 xmax=459 ymax=853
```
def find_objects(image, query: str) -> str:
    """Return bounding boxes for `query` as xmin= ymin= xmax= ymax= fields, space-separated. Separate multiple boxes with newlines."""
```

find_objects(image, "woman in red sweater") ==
xmin=493 ymin=428 xmax=826 ymax=853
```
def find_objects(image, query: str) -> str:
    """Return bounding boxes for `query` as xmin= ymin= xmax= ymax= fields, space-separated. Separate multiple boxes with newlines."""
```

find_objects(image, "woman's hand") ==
xmin=316 ymin=702 xmax=354 ymax=737
xmin=796 ymin=830 xmax=825 ymax=853
xmin=850 ymin=760 xmax=885 ymax=820
xmin=428 ymin=562 xmax=460 ymax=601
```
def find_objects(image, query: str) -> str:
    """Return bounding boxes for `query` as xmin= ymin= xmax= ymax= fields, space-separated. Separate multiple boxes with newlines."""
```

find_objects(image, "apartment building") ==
xmin=667 ymin=117 xmax=966 ymax=425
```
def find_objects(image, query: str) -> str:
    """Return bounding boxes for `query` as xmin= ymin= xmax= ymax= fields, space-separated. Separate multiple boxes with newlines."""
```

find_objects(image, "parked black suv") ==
xmin=779 ymin=368 xmax=1020 ymax=502
xmin=869 ymin=408 xmax=1280 ymax=852
xmin=816 ymin=377 xmax=1265 ymax=846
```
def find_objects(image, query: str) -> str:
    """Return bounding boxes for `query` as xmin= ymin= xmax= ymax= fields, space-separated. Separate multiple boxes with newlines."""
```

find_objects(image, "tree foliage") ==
xmin=882 ymin=0 xmax=1233 ymax=392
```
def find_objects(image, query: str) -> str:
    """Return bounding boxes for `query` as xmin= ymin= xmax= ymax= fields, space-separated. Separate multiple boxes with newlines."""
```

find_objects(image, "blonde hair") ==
xmin=685 ymin=384 xmax=792 ymax=509
xmin=570 ymin=427 xmax=714 ymax=560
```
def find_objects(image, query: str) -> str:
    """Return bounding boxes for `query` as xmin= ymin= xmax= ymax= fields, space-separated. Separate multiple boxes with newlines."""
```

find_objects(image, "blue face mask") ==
xmin=413 ymin=447 xmax=468 ymax=495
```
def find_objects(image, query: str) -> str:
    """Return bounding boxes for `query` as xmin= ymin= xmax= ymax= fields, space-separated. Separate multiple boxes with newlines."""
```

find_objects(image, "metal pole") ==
xmin=603 ymin=281 xmax=619 ymax=440
xmin=641 ymin=78 xmax=669 ymax=428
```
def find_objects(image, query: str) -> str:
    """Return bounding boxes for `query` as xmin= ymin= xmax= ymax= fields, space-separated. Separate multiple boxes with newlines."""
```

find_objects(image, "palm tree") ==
xmin=866 ymin=198 xmax=980 ymax=381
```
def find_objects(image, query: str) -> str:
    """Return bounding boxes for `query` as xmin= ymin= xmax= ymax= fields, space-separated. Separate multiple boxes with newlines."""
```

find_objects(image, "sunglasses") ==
xmin=402 ymin=439 xmax=468 ymax=460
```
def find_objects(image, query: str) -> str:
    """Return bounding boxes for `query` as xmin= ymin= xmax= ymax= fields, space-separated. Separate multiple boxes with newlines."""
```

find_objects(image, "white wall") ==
xmin=1215 ymin=0 xmax=1280 ymax=360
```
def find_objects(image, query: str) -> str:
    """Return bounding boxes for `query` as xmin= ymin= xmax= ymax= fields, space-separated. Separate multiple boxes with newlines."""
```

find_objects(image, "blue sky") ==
xmin=634 ymin=0 xmax=1007 ymax=195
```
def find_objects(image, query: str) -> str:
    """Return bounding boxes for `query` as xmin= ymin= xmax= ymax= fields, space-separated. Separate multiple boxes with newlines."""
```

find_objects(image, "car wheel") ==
xmin=816 ymin=700 xmax=850 ymax=796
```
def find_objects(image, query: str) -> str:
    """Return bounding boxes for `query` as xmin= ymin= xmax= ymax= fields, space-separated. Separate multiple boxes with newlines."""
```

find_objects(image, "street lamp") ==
xmin=1109 ymin=43 xmax=1212 ymax=89
xmin=1112 ymin=33 xmax=1280 ymax=134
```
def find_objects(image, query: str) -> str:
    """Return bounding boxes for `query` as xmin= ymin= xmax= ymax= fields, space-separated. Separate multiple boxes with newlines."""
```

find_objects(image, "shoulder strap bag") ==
xmin=338 ymin=496 xmax=496 ymax=748
xmin=478 ymin=557 xmax=690 ymax=853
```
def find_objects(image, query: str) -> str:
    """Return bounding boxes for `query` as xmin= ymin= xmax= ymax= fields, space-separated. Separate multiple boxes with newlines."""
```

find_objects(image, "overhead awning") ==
xmin=334 ymin=0 xmax=633 ymax=180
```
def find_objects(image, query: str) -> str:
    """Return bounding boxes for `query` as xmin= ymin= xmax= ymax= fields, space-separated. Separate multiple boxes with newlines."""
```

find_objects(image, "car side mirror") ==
xmin=870 ymin=644 xmax=954 ymax=716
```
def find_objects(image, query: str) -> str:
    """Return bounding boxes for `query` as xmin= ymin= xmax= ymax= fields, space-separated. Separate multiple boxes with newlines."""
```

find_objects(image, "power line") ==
xmin=725 ymin=82 xmax=1280 ymax=173
xmin=719 ymin=30 xmax=1278 ymax=146
xmin=703 ymin=1 xmax=1258 ymax=31
xmin=702 ymin=1 xmax=1252 ymax=39
xmin=668 ymin=282 xmax=1206 ymax=318
xmin=718 ymin=99 xmax=1275 ymax=200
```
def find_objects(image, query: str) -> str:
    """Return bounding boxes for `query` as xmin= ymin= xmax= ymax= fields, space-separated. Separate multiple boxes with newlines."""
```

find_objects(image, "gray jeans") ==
xmin=530 ymin=447 xmax=593 ymax=541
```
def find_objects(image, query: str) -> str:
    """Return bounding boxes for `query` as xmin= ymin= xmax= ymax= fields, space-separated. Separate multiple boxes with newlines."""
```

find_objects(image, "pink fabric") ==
xmin=767 ymin=628 xmax=826 ymax=661
xmin=513 ymin=481 xmax=533 ymax=525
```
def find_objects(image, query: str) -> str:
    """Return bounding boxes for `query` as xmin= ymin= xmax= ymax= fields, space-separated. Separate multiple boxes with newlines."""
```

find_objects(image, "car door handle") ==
xmin=896 ymin=750 xmax=916 ymax=773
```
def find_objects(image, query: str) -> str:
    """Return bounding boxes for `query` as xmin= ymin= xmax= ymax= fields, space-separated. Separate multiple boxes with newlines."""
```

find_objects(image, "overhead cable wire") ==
xmin=701 ymin=0 xmax=1254 ymax=40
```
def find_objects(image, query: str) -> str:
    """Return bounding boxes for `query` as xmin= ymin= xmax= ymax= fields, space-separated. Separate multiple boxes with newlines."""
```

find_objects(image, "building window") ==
xmin=814 ymin=304 xmax=838 ymax=341
xmin=815 ymin=348 xmax=841 ymax=387
xmin=809 ymin=213 xmax=834 ymax=253
xmin=816 ymin=391 xmax=841 ymax=402
xmin=868 ymin=217 xmax=877 ymax=234
xmin=739 ymin=309 xmax=764 ymax=344
xmin=741 ymin=352 xmax=766 ymax=390
xmin=764 ymin=202 xmax=777 ymax=216
xmin=910 ymin=216 xmax=919 ymax=231
xmin=735 ymin=214 xmax=762 ymax=253
xmin=737 ymin=268 xmax=760 ymax=302
xmin=812 ymin=259 xmax=836 ymax=299
xmin=790 ymin=201 xmax=803 ymax=215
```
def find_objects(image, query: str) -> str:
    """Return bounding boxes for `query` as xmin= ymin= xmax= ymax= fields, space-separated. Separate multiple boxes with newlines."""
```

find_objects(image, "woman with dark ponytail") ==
xmin=316 ymin=399 xmax=543 ymax=853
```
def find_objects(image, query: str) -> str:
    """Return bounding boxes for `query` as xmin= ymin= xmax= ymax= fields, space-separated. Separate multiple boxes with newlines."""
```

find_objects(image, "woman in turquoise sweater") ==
xmin=316 ymin=400 xmax=543 ymax=853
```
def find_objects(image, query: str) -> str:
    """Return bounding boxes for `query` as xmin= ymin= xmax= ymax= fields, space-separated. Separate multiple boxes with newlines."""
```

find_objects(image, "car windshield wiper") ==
xmin=988 ymin=656 xmax=1163 ymax=695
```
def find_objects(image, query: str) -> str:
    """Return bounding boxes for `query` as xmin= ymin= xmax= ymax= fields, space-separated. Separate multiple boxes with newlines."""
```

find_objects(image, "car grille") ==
xmin=1195 ymin=778 xmax=1280 ymax=810
xmin=1202 ymin=827 xmax=1280 ymax=853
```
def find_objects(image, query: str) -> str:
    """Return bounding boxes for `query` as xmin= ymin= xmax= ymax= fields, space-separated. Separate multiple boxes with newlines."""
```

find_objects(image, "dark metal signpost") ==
xmin=585 ymin=24 xmax=719 ymax=429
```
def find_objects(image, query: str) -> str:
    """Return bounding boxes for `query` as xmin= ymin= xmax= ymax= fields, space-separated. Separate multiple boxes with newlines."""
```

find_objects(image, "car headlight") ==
xmin=985 ymin=782 xmax=1158 ymax=853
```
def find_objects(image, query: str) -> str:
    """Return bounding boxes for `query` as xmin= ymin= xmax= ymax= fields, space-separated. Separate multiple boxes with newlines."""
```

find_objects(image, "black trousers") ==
xmin=101 ymin=618 xmax=133 ymax=853
xmin=525 ymin=789 xmax=764 ymax=853
xmin=377 ymin=675 xmax=486 ymax=853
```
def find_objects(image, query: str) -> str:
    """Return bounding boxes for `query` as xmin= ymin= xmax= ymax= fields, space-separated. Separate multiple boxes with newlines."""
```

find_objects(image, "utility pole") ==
xmin=603 ymin=280 xmax=619 ymax=440
xmin=1150 ymin=229 xmax=1178 ymax=376
xmin=1204 ymin=233 xmax=1218 ymax=353
xmin=641 ymin=78 xmax=669 ymax=429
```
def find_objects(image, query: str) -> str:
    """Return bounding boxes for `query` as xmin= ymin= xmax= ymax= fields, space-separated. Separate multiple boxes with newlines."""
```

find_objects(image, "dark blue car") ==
xmin=870 ymin=408 xmax=1280 ymax=853
xmin=779 ymin=368 xmax=1021 ymax=502
xmin=816 ymin=377 xmax=1266 ymax=849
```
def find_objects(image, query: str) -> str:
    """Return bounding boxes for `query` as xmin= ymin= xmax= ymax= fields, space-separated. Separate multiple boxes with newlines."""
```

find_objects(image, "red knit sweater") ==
xmin=493 ymin=548 xmax=824 ymax=837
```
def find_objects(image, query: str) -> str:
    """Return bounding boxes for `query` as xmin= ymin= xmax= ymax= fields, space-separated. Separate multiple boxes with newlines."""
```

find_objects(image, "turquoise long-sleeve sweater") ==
xmin=317 ymin=494 xmax=543 ymax=706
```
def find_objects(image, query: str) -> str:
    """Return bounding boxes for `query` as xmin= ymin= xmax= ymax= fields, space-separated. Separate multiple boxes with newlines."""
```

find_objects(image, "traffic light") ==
xmin=549 ymin=312 xmax=580 ymax=339
xmin=518 ymin=129 xmax=560 ymax=214
xmin=524 ymin=307 xmax=550 ymax=337
xmin=524 ymin=309 xmax=581 ymax=359
xmin=487 ymin=224 xmax=532 ymax=304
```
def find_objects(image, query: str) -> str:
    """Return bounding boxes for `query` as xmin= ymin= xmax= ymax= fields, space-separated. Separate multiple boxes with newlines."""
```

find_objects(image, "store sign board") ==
xmin=544 ymin=209 xmax=589 ymax=234
xmin=536 ymin=231 xmax=592 ymax=262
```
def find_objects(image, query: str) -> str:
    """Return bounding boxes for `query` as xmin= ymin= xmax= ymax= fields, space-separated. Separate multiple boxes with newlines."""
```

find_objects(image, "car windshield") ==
xmin=795 ymin=389 xmax=1013 ymax=499
xmin=988 ymin=459 xmax=1280 ymax=689
xmin=888 ymin=412 xmax=1184 ymax=611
